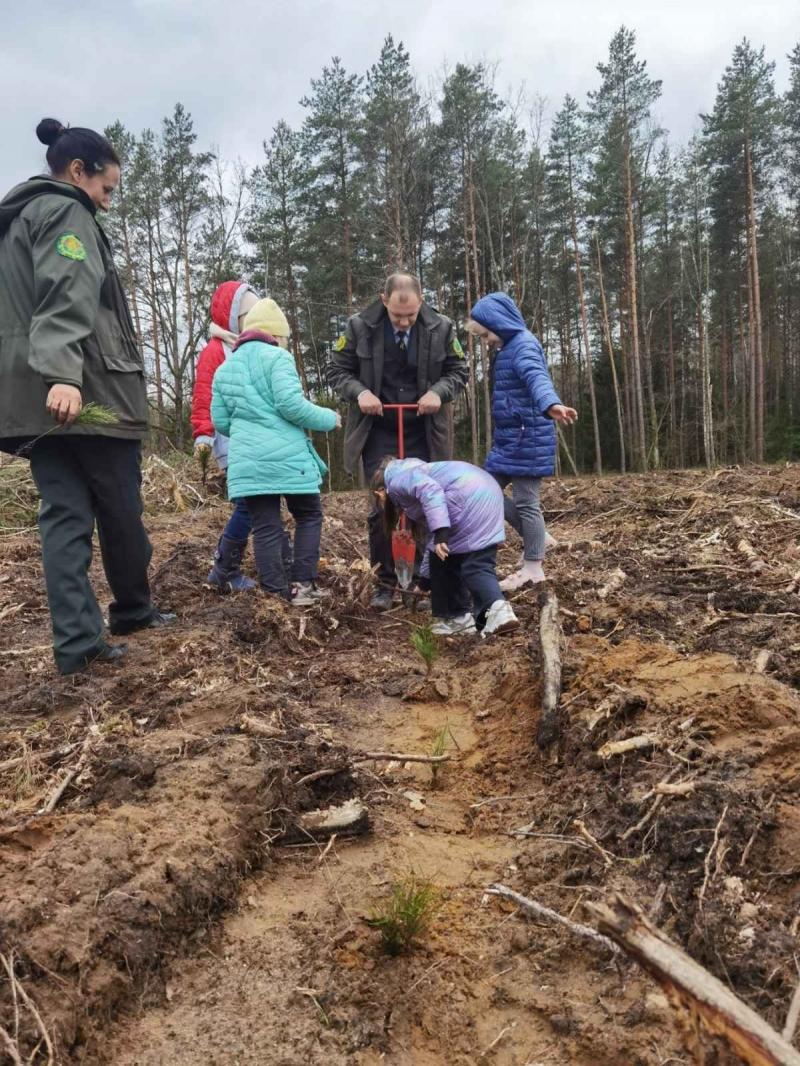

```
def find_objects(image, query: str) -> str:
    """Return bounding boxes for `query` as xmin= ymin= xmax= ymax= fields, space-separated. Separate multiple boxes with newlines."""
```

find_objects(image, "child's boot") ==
xmin=207 ymin=536 xmax=257 ymax=593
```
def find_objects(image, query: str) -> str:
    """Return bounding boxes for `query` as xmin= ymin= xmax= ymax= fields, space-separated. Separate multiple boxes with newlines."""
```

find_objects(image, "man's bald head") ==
xmin=381 ymin=272 xmax=423 ymax=330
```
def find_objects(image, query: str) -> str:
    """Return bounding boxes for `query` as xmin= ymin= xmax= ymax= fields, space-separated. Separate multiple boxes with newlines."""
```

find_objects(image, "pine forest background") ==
xmin=102 ymin=28 xmax=800 ymax=486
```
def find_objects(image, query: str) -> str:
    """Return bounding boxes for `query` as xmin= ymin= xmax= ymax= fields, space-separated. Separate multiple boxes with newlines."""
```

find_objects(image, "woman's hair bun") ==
xmin=36 ymin=118 xmax=66 ymax=147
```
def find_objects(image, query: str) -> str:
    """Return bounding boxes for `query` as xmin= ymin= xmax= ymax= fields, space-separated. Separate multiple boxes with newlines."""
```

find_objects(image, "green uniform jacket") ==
xmin=0 ymin=178 xmax=148 ymax=453
xmin=326 ymin=300 xmax=468 ymax=475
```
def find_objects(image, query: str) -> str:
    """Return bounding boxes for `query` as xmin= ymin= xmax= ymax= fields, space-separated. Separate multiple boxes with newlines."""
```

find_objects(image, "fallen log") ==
xmin=536 ymin=585 xmax=562 ymax=753
xmin=588 ymin=893 xmax=800 ymax=1066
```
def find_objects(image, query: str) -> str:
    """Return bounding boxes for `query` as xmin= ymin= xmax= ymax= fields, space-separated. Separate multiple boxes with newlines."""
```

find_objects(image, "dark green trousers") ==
xmin=29 ymin=437 xmax=155 ymax=674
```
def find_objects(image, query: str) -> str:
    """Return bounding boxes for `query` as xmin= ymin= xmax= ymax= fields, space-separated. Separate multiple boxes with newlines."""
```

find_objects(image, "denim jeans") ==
xmin=493 ymin=475 xmax=545 ymax=560
xmin=429 ymin=545 xmax=502 ymax=627
xmin=223 ymin=498 xmax=252 ymax=542
xmin=245 ymin=493 xmax=322 ymax=593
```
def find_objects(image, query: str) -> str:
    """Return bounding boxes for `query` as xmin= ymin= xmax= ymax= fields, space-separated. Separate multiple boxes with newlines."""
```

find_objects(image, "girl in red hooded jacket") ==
xmin=191 ymin=281 xmax=260 ymax=590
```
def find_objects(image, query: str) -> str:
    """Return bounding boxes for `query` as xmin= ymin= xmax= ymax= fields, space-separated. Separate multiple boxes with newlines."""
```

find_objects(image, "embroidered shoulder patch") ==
xmin=452 ymin=336 xmax=464 ymax=358
xmin=334 ymin=334 xmax=347 ymax=352
xmin=56 ymin=233 xmax=86 ymax=261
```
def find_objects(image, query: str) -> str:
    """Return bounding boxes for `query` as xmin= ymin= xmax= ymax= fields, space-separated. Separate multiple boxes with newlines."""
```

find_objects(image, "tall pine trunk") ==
xmin=745 ymin=139 xmax=765 ymax=461
xmin=594 ymin=230 xmax=626 ymax=473
xmin=624 ymin=134 xmax=647 ymax=469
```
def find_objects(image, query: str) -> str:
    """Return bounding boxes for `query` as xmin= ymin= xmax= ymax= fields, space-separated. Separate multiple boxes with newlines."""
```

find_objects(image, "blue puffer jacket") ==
xmin=211 ymin=332 xmax=338 ymax=499
xmin=471 ymin=293 xmax=561 ymax=478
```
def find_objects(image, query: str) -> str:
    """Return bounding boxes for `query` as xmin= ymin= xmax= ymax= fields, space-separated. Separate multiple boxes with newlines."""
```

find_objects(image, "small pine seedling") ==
xmin=410 ymin=623 xmax=438 ymax=676
xmin=367 ymin=873 xmax=442 ymax=956
xmin=196 ymin=443 xmax=212 ymax=485
xmin=74 ymin=402 xmax=119 ymax=426
xmin=429 ymin=721 xmax=455 ymax=786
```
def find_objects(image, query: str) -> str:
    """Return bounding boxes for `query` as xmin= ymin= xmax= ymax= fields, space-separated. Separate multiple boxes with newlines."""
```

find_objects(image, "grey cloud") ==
xmin=1 ymin=0 xmax=796 ymax=194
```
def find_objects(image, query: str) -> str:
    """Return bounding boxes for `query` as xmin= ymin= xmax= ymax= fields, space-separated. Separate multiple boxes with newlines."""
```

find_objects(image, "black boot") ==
xmin=207 ymin=536 xmax=256 ymax=593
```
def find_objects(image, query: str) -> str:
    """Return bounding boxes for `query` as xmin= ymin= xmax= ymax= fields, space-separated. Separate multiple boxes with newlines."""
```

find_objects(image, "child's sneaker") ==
xmin=308 ymin=581 xmax=330 ymax=600
xmin=500 ymin=560 xmax=545 ymax=591
xmin=431 ymin=613 xmax=477 ymax=637
xmin=482 ymin=600 xmax=519 ymax=637
xmin=290 ymin=582 xmax=318 ymax=606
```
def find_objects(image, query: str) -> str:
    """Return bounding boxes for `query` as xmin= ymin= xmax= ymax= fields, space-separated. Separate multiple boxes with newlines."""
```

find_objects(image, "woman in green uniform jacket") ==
xmin=0 ymin=118 xmax=174 ymax=675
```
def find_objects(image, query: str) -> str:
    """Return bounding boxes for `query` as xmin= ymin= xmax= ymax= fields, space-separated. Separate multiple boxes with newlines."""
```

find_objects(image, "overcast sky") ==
xmin=2 ymin=0 xmax=796 ymax=194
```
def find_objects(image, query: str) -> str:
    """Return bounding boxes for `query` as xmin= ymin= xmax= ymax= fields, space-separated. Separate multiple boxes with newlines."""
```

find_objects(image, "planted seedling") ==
xmin=429 ymin=722 xmax=456 ymax=787
xmin=367 ymin=872 xmax=442 ymax=956
xmin=410 ymin=623 xmax=439 ymax=676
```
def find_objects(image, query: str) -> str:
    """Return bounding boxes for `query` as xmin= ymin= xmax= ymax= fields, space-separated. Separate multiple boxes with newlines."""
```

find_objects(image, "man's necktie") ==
xmin=397 ymin=331 xmax=407 ymax=356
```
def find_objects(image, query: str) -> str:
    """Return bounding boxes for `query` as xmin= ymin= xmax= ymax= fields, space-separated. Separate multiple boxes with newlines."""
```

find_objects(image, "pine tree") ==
xmin=547 ymin=96 xmax=602 ymax=472
xmin=363 ymin=35 xmax=428 ymax=273
xmin=302 ymin=58 xmax=367 ymax=321
xmin=702 ymin=40 xmax=779 ymax=461
xmin=248 ymin=121 xmax=309 ymax=386
xmin=588 ymin=27 xmax=662 ymax=470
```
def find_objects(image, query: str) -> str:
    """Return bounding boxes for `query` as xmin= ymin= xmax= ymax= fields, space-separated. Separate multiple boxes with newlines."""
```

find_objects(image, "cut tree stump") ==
xmin=588 ymin=893 xmax=800 ymax=1066
xmin=536 ymin=585 xmax=563 ymax=753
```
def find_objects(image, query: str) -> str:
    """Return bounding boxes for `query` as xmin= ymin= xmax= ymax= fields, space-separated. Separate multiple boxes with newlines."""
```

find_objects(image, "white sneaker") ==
xmin=482 ymin=600 xmax=519 ymax=637
xmin=500 ymin=561 xmax=545 ymax=591
xmin=431 ymin=613 xmax=477 ymax=636
xmin=290 ymin=582 xmax=318 ymax=606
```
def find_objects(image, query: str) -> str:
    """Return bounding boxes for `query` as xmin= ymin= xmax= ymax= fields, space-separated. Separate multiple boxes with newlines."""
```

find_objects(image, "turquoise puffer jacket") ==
xmin=211 ymin=335 xmax=338 ymax=498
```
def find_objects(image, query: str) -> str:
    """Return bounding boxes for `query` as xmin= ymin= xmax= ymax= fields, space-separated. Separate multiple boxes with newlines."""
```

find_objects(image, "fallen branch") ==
xmin=588 ymin=893 xmax=800 ymax=1066
xmin=698 ymin=803 xmax=729 ymax=909
xmin=598 ymin=568 xmax=627 ymax=600
xmin=357 ymin=751 xmax=451 ymax=765
xmin=38 ymin=733 xmax=94 ymax=815
xmin=597 ymin=734 xmax=661 ymax=759
xmin=485 ymin=883 xmax=620 ymax=955
xmin=0 ymin=952 xmax=54 ymax=1066
xmin=240 ymin=713 xmax=282 ymax=738
xmin=536 ymin=585 xmax=563 ymax=752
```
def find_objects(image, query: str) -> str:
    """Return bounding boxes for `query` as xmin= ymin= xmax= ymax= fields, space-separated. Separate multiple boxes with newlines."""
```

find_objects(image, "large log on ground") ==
xmin=588 ymin=893 xmax=800 ymax=1066
xmin=536 ymin=584 xmax=562 ymax=752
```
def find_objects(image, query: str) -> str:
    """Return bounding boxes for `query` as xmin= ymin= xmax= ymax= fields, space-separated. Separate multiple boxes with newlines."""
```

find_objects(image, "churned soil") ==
xmin=1 ymin=461 xmax=800 ymax=1064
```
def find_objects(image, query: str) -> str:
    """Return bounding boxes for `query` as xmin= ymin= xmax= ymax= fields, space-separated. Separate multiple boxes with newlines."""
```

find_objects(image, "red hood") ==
xmin=209 ymin=281 xmax=258 ymax=334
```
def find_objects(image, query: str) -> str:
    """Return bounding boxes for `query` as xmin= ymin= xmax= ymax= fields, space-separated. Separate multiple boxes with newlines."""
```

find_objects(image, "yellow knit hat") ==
xmin=242 ymin=298 xmax=291 ymax=340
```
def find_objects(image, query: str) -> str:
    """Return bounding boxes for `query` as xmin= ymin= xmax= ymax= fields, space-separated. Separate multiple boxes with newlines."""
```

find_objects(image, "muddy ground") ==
xmin=1 ymin=460 xmax=800 ymax=1064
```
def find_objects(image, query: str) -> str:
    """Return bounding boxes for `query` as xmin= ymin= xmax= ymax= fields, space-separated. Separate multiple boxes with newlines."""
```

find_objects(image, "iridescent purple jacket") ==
xmin=384 ymin=459 xmax=505 ymax=555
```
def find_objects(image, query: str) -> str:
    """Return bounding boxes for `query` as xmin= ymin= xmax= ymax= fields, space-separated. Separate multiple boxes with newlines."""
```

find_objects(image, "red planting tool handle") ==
xmin=381 ymin=403 xmax=418 ymax=461
xmin=382 ymin=403 xmax=419 ymax=535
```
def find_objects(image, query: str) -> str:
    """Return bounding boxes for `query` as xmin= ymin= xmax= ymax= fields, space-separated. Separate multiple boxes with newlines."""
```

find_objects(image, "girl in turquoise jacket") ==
xmin=211 ymin=298 xmax=340 ymax=605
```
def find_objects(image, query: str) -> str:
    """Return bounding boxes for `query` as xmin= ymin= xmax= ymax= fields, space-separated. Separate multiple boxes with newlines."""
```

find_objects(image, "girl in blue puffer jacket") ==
xmin=468 ymin=293 xmax=577 ymax=590
xmin=211 ymin=298 xmax=340 ymax=606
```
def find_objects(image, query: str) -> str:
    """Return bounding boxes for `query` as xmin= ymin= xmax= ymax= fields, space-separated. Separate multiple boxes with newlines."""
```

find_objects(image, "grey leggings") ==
xmin=493 ymin=475 xmax=546 ymax=561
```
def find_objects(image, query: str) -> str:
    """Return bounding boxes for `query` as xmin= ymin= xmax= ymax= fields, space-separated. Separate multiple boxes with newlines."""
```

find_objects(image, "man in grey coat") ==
xmin=327 ymin=272 xmax=467 ymax=609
